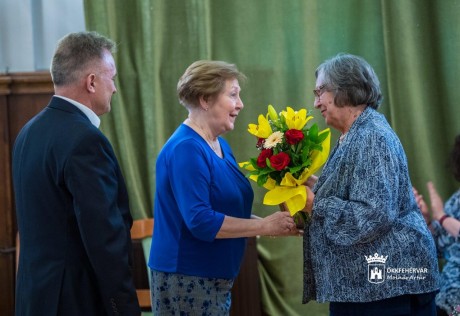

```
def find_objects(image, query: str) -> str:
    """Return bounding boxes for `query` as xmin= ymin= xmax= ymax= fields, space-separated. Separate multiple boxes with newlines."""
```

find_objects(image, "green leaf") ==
xmin=257 ymin=173 xmax=269 ymax=186
xmin=266 ymin=158 xmax=272 ymax=169
xmin=289 ymin=165 xmax=304 ymax=174
xmin=260 ymin=168 xmax=275 ymax=175
xmin=301 ymin=144 xmax=311 ymax=160
xmin=308 ymin=124 xmax=319 ymax=142
xmin=311 ymin=144 xmax=323 ymax=151
xmin=248 ymin=158 xmax=259 ymax=169
xmin=316 ymin=129 xmax=329 ymax=143
xmin=302 ymin=158 xmax=312 ymax=168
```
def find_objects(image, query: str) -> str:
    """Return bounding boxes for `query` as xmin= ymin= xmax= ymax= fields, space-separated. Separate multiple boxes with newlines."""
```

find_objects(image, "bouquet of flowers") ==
xmin=239 ymin=105 xmax=331 ymax=227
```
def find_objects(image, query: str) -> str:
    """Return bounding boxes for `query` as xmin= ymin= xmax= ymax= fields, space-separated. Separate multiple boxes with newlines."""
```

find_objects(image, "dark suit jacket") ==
xmin=13 ymin=97 xmax=140 ymax=316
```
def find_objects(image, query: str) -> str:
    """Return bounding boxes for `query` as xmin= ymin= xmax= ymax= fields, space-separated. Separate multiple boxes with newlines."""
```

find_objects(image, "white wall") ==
xmin=0 ymin=0 xmax=85 ymax=73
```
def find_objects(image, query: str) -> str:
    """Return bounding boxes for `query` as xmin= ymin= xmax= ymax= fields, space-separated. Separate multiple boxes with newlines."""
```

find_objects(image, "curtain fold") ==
xmin=84 ymin=1 xmax=460 ymax=315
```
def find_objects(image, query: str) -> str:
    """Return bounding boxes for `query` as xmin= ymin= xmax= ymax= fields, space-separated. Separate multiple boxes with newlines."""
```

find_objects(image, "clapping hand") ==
xmin=412 ymin=186 xmax=430 ymax=225
xmin=426 ymin=181 xmax=445 ymax=221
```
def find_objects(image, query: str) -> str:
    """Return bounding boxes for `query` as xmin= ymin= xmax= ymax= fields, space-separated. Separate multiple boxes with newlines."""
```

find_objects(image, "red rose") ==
xmin=285 ymin=129 xmax=304 ymax=145
xmin=269 ymin=152 xmax=290 ymax=170
xmin=256 ymin=137 xmax=265 ymax=149
xmin=257 ymin=149 xmax=273 ymax=168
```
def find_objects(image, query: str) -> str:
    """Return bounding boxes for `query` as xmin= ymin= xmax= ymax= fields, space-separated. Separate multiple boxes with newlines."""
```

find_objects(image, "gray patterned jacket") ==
xmin=303 ymin=107 xmax=439 ymax=303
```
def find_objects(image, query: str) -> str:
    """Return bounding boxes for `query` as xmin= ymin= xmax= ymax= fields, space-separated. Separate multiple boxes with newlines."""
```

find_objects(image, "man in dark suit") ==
xmin=12 ymin=31 xmax=140 ymax=316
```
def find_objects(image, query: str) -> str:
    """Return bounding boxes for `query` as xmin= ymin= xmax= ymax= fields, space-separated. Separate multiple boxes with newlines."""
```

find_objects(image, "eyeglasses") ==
xmin=313 ymin=84 xmax=327 ymax=98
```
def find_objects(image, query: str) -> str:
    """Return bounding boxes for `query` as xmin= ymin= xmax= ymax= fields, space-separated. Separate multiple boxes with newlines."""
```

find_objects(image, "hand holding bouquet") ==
xmin=239 ymin=105 xmax=330 ymax=228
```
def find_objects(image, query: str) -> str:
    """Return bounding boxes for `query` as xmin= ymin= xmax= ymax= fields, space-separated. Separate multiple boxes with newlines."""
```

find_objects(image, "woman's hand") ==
xmin=425 ymin=181 xmax=460 ymax=237
xmin=261 ymin=211 xmax=302 ymax=237
xmin=217 ymin=212 xmax=301 ymax=238
xmin=426 ymin=181 xmax=445 ymax=221
xmin=303 ymin=186 xmax=314 ymax=214
xmin=412 ymin=186 xmax=430 ymax=224
xmin=304 ymin=175 xmax=318 ymax=189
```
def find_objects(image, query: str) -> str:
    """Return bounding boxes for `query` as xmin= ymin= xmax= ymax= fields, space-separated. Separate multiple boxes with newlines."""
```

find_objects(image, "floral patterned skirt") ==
xmin=150 ymin=270 xmax=234 ymax=316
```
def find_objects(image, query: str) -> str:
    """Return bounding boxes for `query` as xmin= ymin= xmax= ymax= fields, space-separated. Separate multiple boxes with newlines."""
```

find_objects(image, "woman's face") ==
xmin=207 ymin=78 xmax=244 ymax=135
xmin=313 ymin=73 xmax=350 ymax=133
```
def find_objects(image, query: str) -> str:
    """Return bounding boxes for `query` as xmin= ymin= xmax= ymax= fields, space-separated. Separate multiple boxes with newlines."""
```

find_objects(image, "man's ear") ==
xmin=86 ymin=74 xmax=96 ymax=93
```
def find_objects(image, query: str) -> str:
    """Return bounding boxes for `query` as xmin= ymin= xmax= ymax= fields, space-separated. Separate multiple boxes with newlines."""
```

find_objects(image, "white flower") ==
xmin=264 ymin=131 xmax=284 ymax=149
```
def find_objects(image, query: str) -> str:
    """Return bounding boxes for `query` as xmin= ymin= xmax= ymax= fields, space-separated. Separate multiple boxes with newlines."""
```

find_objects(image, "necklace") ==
xmin=186 ymin=118 xmax=220 ymax=153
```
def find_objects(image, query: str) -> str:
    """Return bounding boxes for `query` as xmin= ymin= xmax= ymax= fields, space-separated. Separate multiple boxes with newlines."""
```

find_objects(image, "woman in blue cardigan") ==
xmin=301 ymin=53 xmax=439 ymax=316
xmin=148 ymin=60 xmax=301 ymax=315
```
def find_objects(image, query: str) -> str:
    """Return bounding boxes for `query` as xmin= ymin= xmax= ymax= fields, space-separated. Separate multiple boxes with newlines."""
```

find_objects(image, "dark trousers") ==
xmin=436 ymin=307 xmax=449 ymax=316
xmin=329 ymin=292 xmax=437 ymax=316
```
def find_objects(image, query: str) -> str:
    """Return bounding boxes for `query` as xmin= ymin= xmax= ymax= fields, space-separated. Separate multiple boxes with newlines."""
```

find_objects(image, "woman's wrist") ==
xmin=433 ymin=212 xmax=446 ymax=222
xmin=439 ymin=214 xmax=450 ymax=226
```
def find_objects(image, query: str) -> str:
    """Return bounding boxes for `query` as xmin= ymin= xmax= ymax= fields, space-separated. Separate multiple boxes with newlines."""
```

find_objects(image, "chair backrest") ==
xmin=130 ymin=218 xmax=154 ymax=310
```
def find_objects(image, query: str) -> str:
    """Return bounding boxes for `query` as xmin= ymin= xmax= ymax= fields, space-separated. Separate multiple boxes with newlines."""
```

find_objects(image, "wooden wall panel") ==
xmin=7 ymin=73 xmax=54 ymax=146
xmin=0 ymin=72 xmax=53 ymax=316
xmin=0 ymin=76 xmax=15 ymax=316
xmin=8 ymin=94 xmax=53 ymax=146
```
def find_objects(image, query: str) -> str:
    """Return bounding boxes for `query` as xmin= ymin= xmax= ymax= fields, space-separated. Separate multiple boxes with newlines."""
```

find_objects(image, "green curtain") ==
xmin=84 ymin=1 xmax=460 ymax=315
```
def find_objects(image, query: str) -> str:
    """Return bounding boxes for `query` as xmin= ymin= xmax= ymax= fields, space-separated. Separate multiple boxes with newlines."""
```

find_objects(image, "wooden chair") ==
xmin=130 ymin=218 xmax=154 ymax=315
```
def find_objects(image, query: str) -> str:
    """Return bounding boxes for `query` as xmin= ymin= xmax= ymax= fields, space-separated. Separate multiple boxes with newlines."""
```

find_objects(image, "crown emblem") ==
xmin=365 ymin=253 xmax=388 ymax=264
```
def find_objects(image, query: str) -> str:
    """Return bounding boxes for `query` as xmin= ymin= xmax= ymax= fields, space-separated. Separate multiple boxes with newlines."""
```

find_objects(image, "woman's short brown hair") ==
xmin=177 ymin=60 xmax=246 ymax=109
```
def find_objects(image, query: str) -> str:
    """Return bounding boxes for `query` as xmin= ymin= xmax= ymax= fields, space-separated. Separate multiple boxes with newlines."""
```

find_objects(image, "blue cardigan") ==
xmin=303 ymin=107 xmax=439 ymax=303
xmin=149 ymin=124 xmax=254 ymax=279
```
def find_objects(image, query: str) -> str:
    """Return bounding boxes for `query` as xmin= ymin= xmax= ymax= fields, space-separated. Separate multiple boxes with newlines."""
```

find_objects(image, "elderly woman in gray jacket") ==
xmin=301 ymin=53 xmax=439 ymax=316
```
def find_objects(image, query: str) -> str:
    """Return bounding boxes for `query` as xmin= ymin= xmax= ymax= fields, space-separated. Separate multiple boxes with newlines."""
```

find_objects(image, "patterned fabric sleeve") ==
xmin=431 ymin=191 xmax=460 ymax=254
xmin=434 ymin=190 xmax=460 ymax=316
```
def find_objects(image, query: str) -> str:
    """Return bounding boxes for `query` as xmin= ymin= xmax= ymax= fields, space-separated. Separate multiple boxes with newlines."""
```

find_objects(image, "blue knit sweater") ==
xmin=149 ymin=124 xmax=254 ymax=279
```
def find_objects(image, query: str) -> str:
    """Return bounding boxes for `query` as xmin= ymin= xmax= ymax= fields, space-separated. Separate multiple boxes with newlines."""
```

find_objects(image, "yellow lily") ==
xmin=281 ymin=107 xmax=313 ymax=130
xmin=248 ymin=114 xmax=272 ymax=138
xmin=267 ymin=104 xmax=278 ymax=121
